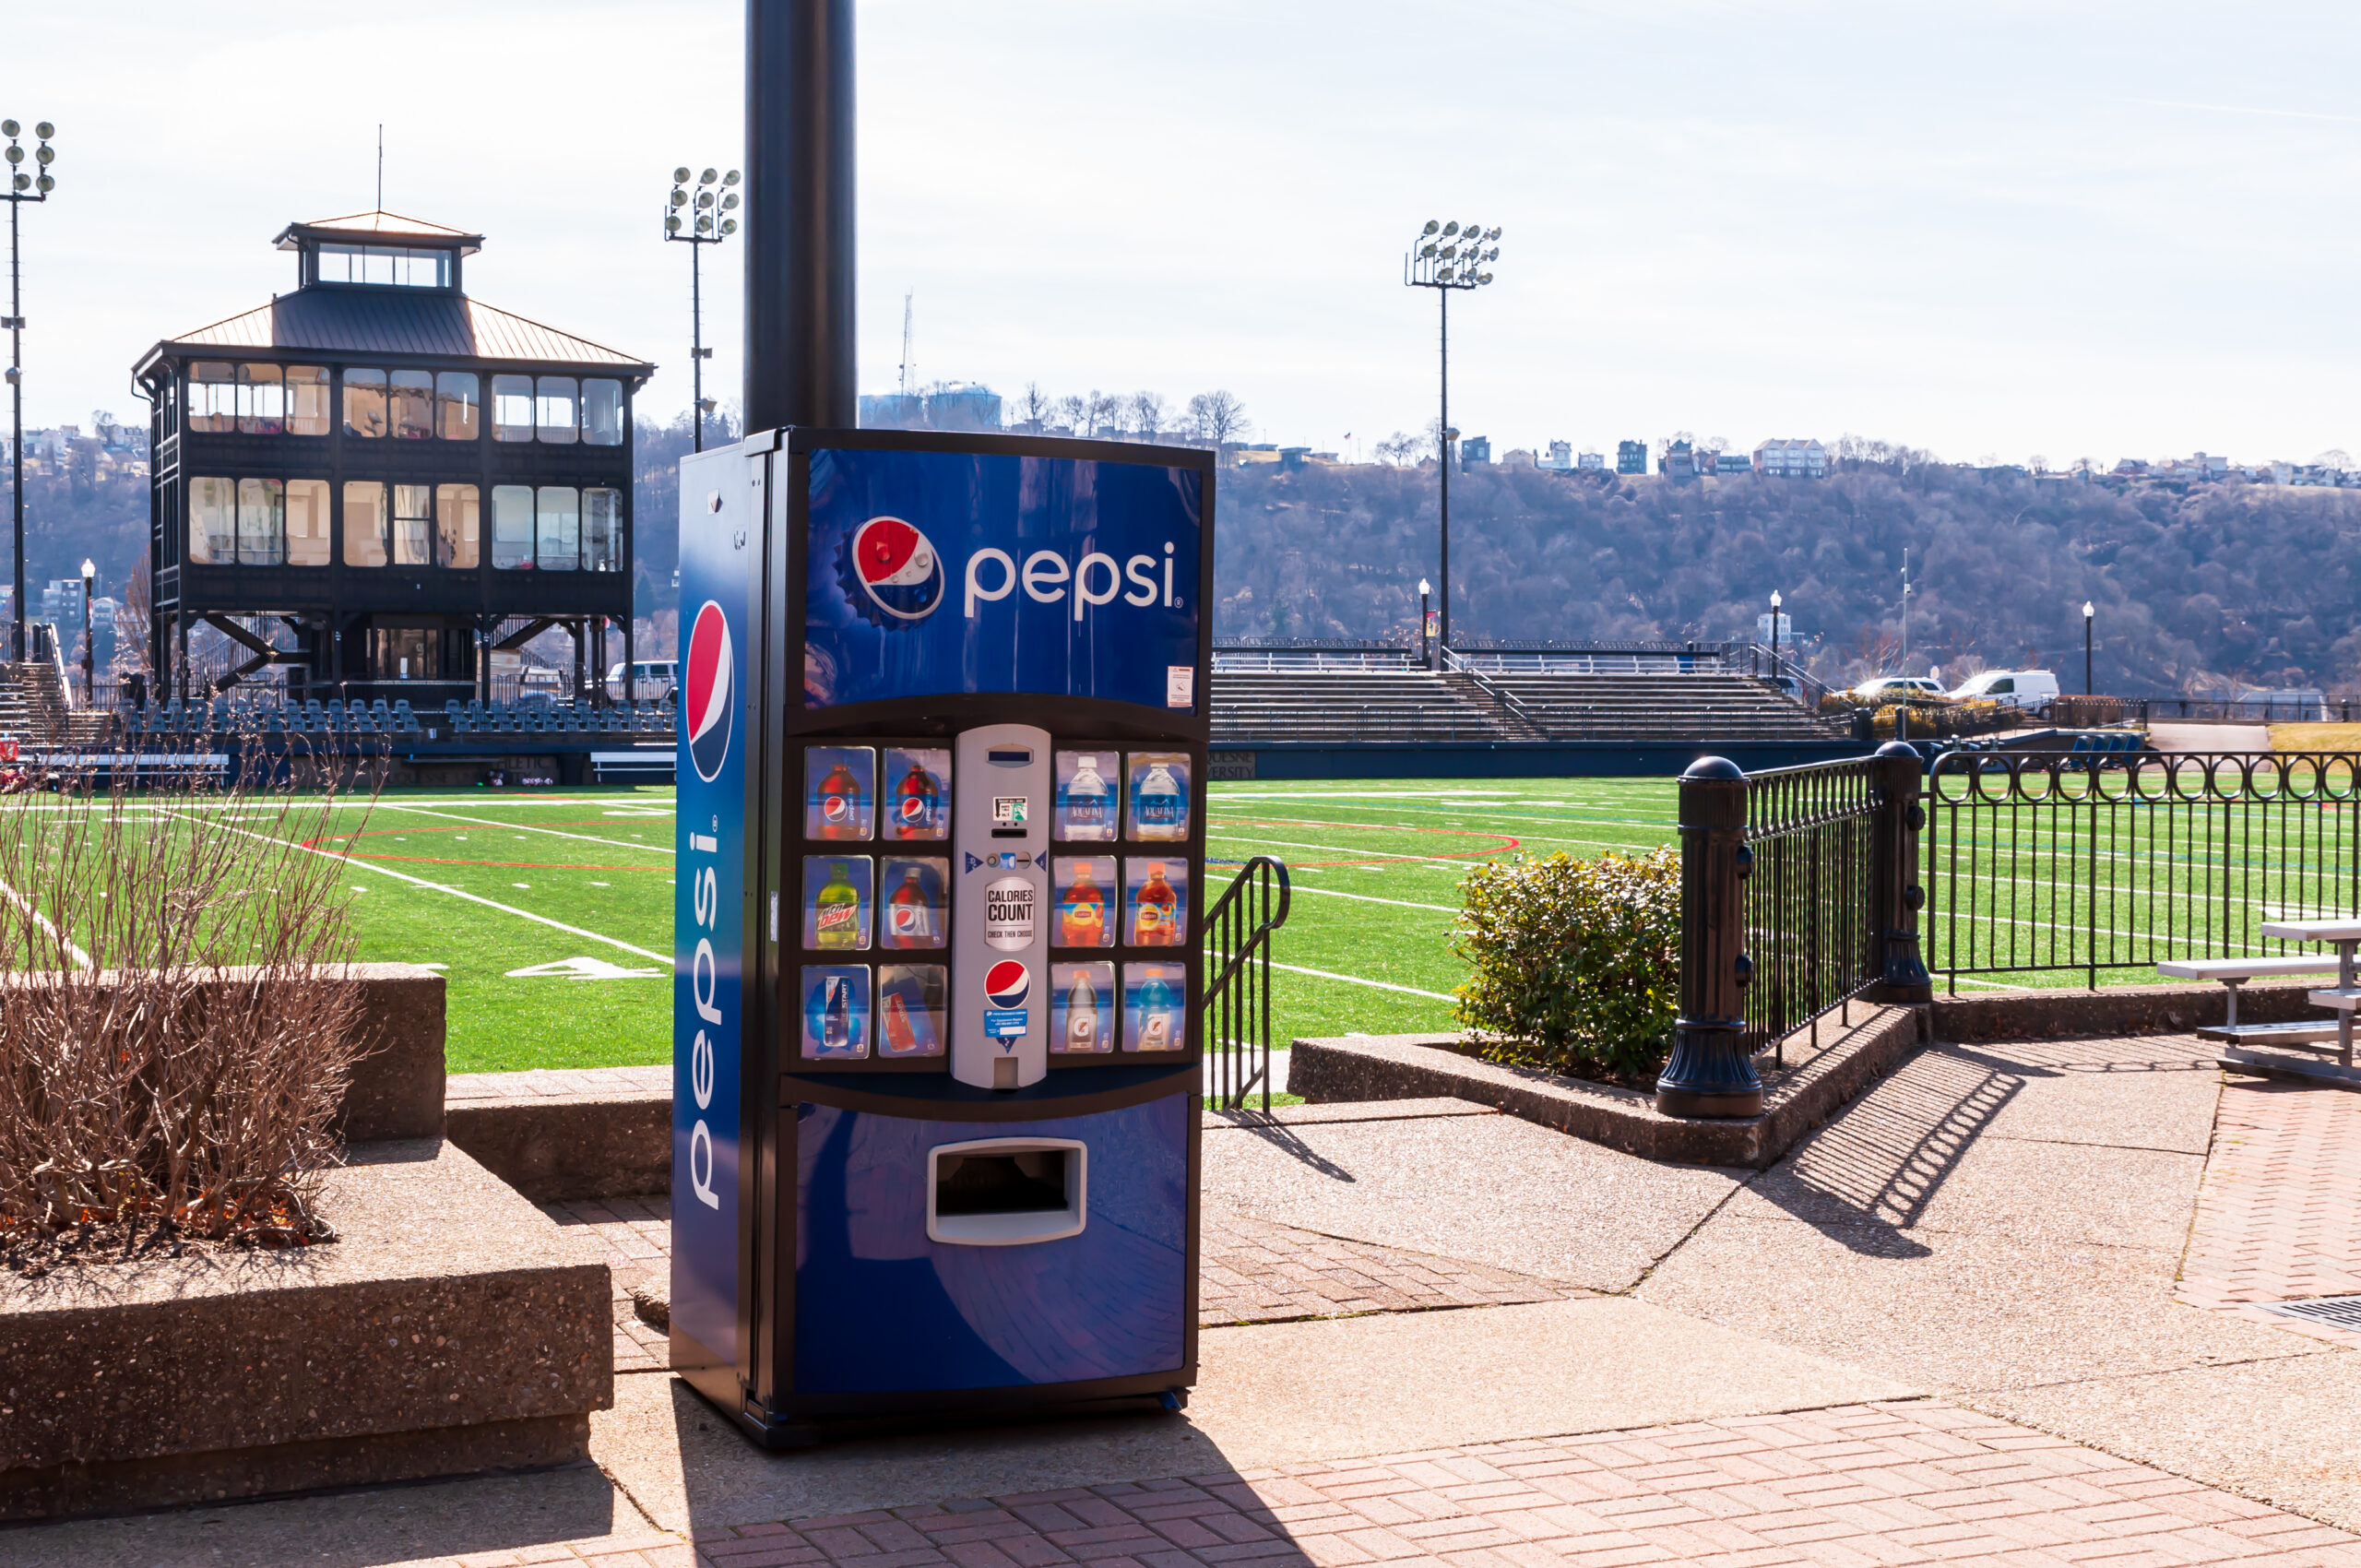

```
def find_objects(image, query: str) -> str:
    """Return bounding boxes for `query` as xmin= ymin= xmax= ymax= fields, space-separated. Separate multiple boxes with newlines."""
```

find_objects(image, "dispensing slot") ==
xmin=928 ymin=1137 xmax=1086 ymax=1245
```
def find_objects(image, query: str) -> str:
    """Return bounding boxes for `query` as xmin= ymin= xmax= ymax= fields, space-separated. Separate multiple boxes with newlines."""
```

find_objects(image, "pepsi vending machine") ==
xmin=673 ymin=428 xmax=1212 ymax=1443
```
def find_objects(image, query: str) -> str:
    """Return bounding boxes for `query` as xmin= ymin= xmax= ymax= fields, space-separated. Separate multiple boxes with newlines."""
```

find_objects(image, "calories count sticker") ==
xmin=983 ymin=876 xmax=1038 ymax=951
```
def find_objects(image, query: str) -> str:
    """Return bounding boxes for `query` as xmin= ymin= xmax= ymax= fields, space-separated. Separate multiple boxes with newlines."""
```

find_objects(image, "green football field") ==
xmin=77 ymin=771 xmax=2287 ymax=1073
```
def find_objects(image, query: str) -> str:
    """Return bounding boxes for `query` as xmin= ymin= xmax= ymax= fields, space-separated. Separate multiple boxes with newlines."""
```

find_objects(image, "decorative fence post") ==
xmin=1656 ymin=755 xmax=1764 ymax=1119
xmin=1869 ymin=739 xmax=1934 ymax=1004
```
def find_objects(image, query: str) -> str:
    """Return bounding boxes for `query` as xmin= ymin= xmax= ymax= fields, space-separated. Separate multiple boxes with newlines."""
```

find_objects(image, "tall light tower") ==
xmin=665 ymin=165 xmax=741 ymax=452
xmin=3 ymin=119 xmax=56 ymax=664
xmin=1403 ymin=219 xmax=1500 ymax=664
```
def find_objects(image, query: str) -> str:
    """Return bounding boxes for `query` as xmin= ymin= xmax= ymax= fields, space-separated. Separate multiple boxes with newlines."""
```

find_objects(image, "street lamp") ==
xmin=78 ymin=556 xmax=92 ymax=706
xmin=665 ymin=164 xmax=741 ymax=452
xmin=3 ymin=118 xmax=56 ymax=666
xmin=1403 ymin=219 xmax=1501 ymax=659
xmin=2083 ymin=600 xmax=2094 ymax=696
xmin=1418 ymin=577 xmax=1433 ymax=665
xmin=1769 ymin=589 xmax=1783 ymax=681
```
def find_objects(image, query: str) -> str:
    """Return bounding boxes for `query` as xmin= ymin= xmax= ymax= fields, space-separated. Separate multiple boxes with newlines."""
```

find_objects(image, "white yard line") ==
xmin=172 ymin=812 xmax=670 ymax=964
xmin=373 ymin=802 xmax=674 ymax=857
xmin=1267 ymin=960 xmax=1458 ymax=1002
xmin=1284 ymin=884 xmax=1462 ymax=914
xmin=0 ymin=873 xmax=91 ymax=969
xmin=1205 ymin=830 xmax=1493 ymax=870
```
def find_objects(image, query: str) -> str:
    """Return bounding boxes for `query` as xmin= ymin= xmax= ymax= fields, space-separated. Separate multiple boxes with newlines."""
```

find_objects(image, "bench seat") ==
xmin=2155 ymin=957 xmax=2341 ymax=980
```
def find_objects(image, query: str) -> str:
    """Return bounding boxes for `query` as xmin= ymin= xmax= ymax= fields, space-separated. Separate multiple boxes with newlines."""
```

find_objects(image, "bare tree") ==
xmin=1083 ymin=390 xmax=1121 ymax=440
xmin=1374 ymin=432 xmax=1418 ymax=467
xmin=1054 ymin=395 xmax=1086 ymax=435
xmin=1126 ymin=390 xmax=1168 ymax=442
xmin=1185 ymin=390 xmax=1251 ymax=453
xmin=1012 ymin=382 xmax=1053 ymax=434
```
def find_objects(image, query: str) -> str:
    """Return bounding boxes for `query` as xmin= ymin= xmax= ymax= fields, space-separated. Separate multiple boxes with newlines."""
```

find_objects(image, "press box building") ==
xmin=132 ymin=211 xmax=656 ymax=703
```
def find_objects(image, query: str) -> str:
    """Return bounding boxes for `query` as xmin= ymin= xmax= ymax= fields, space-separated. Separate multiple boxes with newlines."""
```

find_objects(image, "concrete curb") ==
xmin=1929 ymin=980 xmax=2321 ymax=1041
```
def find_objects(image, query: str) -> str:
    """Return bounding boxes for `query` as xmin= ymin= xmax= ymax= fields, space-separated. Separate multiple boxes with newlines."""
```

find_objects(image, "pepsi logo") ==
xmin=898 ymin=796 xmax=927 ymax=823
xmin=685 ymin=600 xmax=733 ymax=783
xmin=984 ymin=960 xmax=1030 ymax=1011
xmin=847 ymin=516 xmax=945 ymax=624
xmin=821 ymin=794 xmax=850 ymax=822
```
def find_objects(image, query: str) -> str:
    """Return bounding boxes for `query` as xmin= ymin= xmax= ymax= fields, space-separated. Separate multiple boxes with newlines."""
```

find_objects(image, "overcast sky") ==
xmin=10 ymin=1 xmax=2360 ymax=467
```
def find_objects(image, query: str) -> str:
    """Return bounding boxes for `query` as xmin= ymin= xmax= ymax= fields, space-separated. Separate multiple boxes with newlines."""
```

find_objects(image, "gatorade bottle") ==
xmin=882 ymin=988 xmax=919 ymax=1055
xmin=814 ymin=861 xmax=861 ymax=948
xmin=1133 ymin=862 xmax=1178 ymax=945
xmin=815 ymin=760 xmax=864 ymax=840
xmin=821 ymin=974 xmax=854 ymax=1054
xmin=1065 ymin=970 xmax=1099 ymax=1051
xmin=1133 ymin=761 xmax=1184 ymax=841
xmin=1137 ymin=972 xmax=1178 ymax=1050
xmin=884 ymin=866 xmax=935 ymax=948
xmin=1061 ymin=863 xmax=1106 ymax=946
xmin=893 ymin=761 xmax=941 ymax=838
xmin=1064 ymin=754 xmax=1111 ymax=839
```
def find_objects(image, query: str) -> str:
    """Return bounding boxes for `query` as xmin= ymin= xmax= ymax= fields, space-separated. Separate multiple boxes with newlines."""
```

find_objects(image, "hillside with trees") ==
xmin=1212 ymin=455 xmax=2361 ymax=695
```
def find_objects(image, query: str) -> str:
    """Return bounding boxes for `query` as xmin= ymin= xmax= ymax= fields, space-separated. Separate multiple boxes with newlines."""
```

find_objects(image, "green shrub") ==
xmin=1453 ymin=846 xmax=1679 ymax=1083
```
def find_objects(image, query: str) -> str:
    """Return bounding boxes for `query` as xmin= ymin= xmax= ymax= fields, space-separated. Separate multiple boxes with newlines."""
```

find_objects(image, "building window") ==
xmin=287 ymin=366 xmax=330 ymax=436
xmin=316 ymin=244 xmax=451 ymax=289
xmin=437 ymin=483 xmax=481 ymax=568
xmin=535 ymin=377 xmax=578 ymax=445
xmin=343 ymin=369 xmax=387 ymax=439
xmin=187 ymin=363 xmax=236 ymax=434
xmin=393 ymin=483 xmax=433 ymax=565
xmin=584 ymin=488 xmax=623 ymax=571
xmin=344 ymin=481 xmax=387 ymax=567
xmin=236 ymin=364 xmax=286 ymax=435
xmin=436 ymin=372 xmax=479 ymax=440
xmin=492 ymin=375 xmax=534 ymax=443
xmin=391 ymin=371 xmax=434 ymax=440
xmin=237 ymin=478 xmax=286 ymax=565
xmin=492 ymin=484 xmax=534 ymax=568
xmin=189 ymin=476 xmax=236 ymax=562
xmin=536 ymin=486 xmax=579 ymax=570
xmin=583 ymin=379 xmax=623 ymax=445
xmin=287 ymin=479 xmax=330 ymax=565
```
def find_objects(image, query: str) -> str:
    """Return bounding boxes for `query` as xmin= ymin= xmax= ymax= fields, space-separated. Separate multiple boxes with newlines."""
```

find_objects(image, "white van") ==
xmin=1947 ymin=669 xmax=2060 ymax=710
xmin=607 ymin=659 xmax=677 ymax=702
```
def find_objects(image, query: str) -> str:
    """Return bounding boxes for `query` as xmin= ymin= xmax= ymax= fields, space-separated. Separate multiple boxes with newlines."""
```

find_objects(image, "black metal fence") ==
xmin=1202 ymin=855 xmax=1292 ymax=1112
xmin=1739 ymin=756 xmax=1881 ymax=1062
xmin=1922 ymin=751 xmax=2361 ymax=988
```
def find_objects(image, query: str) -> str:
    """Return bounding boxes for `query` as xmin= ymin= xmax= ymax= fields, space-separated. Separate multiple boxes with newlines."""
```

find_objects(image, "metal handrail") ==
xmin=1200 ymin=854 xmax=1292 ymax=1113
xmin=1439 ymin=647 xmax=1544 ymax=737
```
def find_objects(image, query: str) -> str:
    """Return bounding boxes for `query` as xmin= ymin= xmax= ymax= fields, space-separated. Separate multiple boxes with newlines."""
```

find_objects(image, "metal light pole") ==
xmin=78 ymin=555 xmax=92 ymax=706
xmin=1404 ymin=220 xmax=1500 ymax=660
xmin=2083 ymin=600 xmax=2094 ymax=696
xmin=1417 ymin=577 xmax=1432 ymax=665
xmin=665 ymin=165 xmax=741 ymax=451
xmin=3 ymin=120 xmax=56 ymax=666
xmin=1769 ymin=589 xmax=1782 ymax=681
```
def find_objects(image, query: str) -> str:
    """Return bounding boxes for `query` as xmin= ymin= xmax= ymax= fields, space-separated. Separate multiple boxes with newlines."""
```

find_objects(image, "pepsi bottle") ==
xmin=894 ymin=762 xmax=941 ymax=839
xmin=814 ymin=761 xmax=864 ymax=840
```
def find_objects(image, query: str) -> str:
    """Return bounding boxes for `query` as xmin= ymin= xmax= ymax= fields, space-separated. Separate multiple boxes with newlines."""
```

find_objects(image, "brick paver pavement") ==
xmin=2177 ymin=1076 xmax=2361 ymax=1347
xmin=449 ymin=1064 xmax=670 ymax=1104
xmin=542 ymin=1199 xmax=1579 ymax=1371
xmin=436 ymin=1399 xmax=2361 ymax=1567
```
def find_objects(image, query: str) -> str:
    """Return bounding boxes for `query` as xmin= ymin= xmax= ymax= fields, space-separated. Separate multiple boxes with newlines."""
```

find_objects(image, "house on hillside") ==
xmin=1616 ymin=439 xmax=1647 ymax=475
xmin=1659 ymin=438 xmax=1697 ymax=481
xmin=1753 ymin=438 xmax=1827 ymax=479
xmin=131 ymin=210 xmax=656 ymax=705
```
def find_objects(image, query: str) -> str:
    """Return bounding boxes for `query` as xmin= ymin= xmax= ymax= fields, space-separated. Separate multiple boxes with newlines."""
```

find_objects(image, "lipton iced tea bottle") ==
xmin=893 ymin=760 xmax=940 ymax=838
xmin=1061 ymin=863 xmax=1106 ymax=946
xmin=1065 ymin=970 xmax=1099 ymax=1051
xmin=1137 ymin=972 xmax=1178 ymax=1049
xmin=815 ymin=759 xmax=864 ymax=839
xmin=1133 ymin=862 xmax=1177 ymax=946
xmin=1064 ymin=754 xmax=1111 ymax=839
xmin=1133 ymin=761 xmax=1184 ymax=841
xmin=884 ymin=866 xmax=935 ymax=948
xmin=814 ymin=862 xmax=861 ymax=949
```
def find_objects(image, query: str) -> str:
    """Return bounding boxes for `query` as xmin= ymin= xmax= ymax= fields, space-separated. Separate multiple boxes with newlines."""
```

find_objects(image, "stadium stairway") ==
xmin=0 ymin=660 xmax=114 ymax=748
xmin=1470 ymin=671 xmax=1852 ymax=743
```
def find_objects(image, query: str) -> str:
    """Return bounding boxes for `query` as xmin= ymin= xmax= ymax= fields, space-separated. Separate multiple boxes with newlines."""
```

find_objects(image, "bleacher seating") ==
xmin=112 ymin=696 xmax=678 ymax=742
xmin=1209 ymin=669 xmax=1516 ymax=744
xmin=1472 ymin=671 xmax=1853 ymax=743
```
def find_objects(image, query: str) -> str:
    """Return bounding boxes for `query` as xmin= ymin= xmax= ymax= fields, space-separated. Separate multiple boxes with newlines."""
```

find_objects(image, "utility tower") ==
xmin=897 ymin=290 xmax=915 ymax=398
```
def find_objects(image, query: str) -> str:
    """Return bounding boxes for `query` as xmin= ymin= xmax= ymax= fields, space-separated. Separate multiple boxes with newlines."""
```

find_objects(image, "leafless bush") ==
xmin=0 ymin=751 xmax=371 ymax=1254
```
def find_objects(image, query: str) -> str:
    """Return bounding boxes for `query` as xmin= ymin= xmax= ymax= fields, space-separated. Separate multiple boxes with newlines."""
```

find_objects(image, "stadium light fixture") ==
xmin=665 ymin=163 xmax=742 ymax=452
xmin=78 ymin=555 xmax=92 ymax=705
xmin=3 ymin=116 xmax=55 ymax=663
xmin=1403 ymin=217 xmax=1502 ymax=659
xmin=2083 ymin=600 xmax=2095 ymax=695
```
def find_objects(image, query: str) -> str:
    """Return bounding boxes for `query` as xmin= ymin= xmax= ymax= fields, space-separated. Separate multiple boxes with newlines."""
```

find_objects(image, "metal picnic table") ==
xmin=2257 ymin=917 xmax=2361 ymax=1069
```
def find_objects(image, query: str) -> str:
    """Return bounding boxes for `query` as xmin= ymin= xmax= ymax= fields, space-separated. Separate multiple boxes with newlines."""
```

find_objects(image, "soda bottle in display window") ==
xmin=882 ymin=989 xmax=919 ymax=1054
xmin=1066 ymin=969 xmax=1098 ymax=1051
xmin=1064 ymin=754 xmax=1112 ymax=839
xmin=1061 ymin=863 xmax=1106 ymax=946
xmin=893 ymin=760 xmax=941 ymax=838
xmin=1136 ymin=971 xmax=1178 ymax=1050
xmin=1133 ymin=760 xmax=1185 ymax=841
xmin=884 ymin=866 xmax=936 ymax=948
xmin=823 ymin=974 xmax=853 ymax=1053
xmin=1133 ymin=862 xmax=1178 ymax=946
xmin=814 ymin=862 xmax=862 ymax=949
xmin=815 ymin=761 xmax=865 ymax=839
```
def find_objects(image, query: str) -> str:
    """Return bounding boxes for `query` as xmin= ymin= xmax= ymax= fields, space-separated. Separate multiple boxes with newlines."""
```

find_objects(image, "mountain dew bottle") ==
xmin=814 ymin=861 xmax=861 ymax=949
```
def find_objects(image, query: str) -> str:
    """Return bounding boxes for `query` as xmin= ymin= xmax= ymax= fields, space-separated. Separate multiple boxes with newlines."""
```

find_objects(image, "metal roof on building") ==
xmin=139 ymin=290 xmax=654 ymax=378
xmin=272 ymin=209 xmax=485 ymax=253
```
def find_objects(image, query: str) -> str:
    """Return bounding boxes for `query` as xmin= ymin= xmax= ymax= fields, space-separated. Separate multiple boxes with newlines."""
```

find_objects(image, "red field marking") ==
xmin=307 ymin=819 xmax=673 ymax=873
xmin=1208 ymin=815 xmax=1520 ymax=870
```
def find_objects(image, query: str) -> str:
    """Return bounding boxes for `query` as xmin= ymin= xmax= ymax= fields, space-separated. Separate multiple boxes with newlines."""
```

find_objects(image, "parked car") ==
xmin=606 ymin=659 xmax=677 ymax=702
xmin=1851 ymin=676 xmax=1944 ymax=702
xmin=1945 ymin=669 xmax=2060 ymax=710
